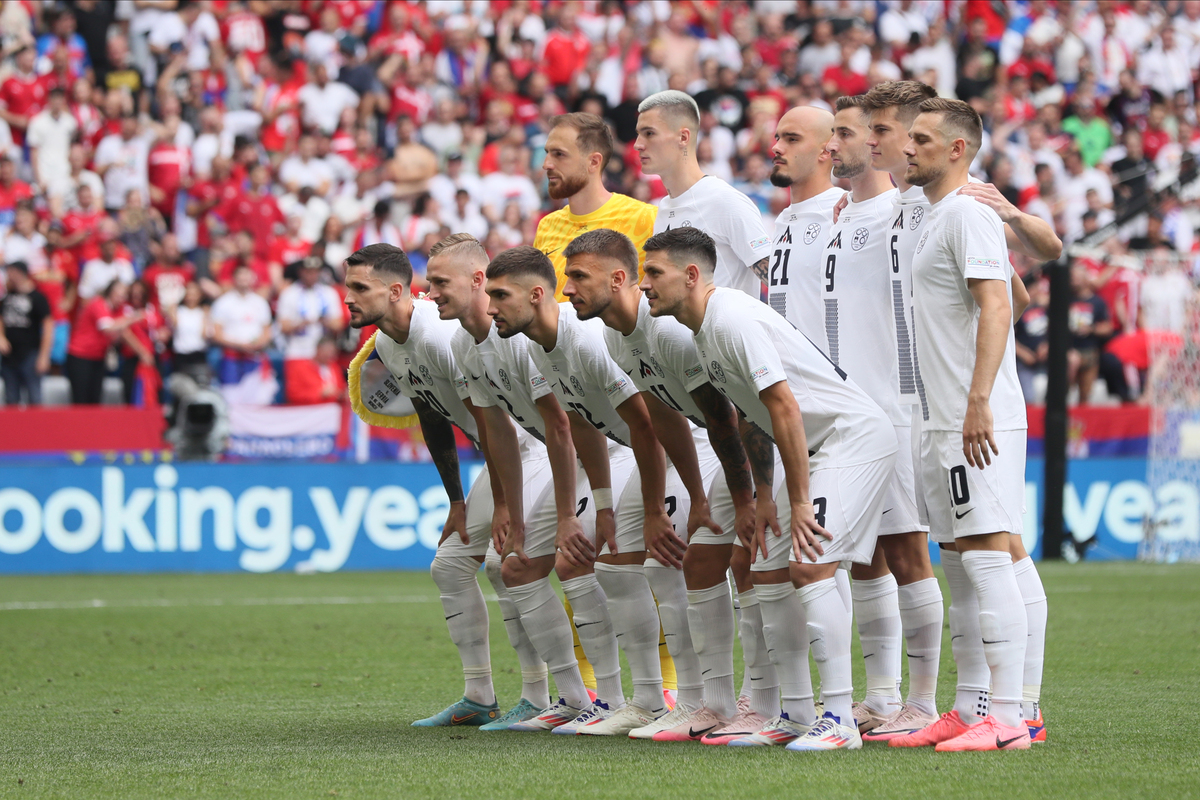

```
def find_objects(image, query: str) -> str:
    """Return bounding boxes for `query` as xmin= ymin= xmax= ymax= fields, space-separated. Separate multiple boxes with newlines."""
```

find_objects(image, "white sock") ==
xmin=738 ymin=589 xmax=780 ymax=719
xmin=687 ymin=582 xmax=737 ymax=718
xmin=1013 ymin=557 xmax=1047 ymax=720
xmin=834 ymin=568 xmax=853 ymax=614
xmin=897 ymin=577 xmax=943 ymax=717
xmin=484 ymin=552 xmax=549 ymax=708
xmin=506 ymin=577 xmax=590 ymax=710
xmin=961 ymin=550 xmax=1028 ymax=728
xmin=560 ymin=573 xmax=624 ymax=709
xmin=941 ymin=550 xmax=991 ymax=724
xmin=645 ymin=561 xmax=703 ymax=711
xmin=430 ymin=555 xmax=494 ymax=706
xmin=594 ymin=562 xmax=666 ymax=713
xmin=852 ymin=574 xmax=903 ymax=717
xmin=798 ymin=576 xmax=854 ymax=727
xmin=756 ymin=581 xmax=817 ymax=725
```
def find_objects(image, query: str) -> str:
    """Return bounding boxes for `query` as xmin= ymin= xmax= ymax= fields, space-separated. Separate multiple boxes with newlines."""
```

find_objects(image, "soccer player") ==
xmin=635 ymin=90 xmax=773 ymax=298
xmin=863 ymin=81 xmax=1054 ymax=743
xmin=891 ymin=98 xmax=1032 ymax=752
xmin=558 ymin=228 xmax=772 ymax=742
xmin=812 ymin=94 xmax=945 ymax=740
xmin=763 ymin=105 xmax=843 ymax=326
xmin=423 ymin=233 xmax=593 ymax=730
xmin=534 ymin=112 xmax=658 ymax=301
xmin=343 ymin=243 xmax=522 ymax=728
xmin=486 ymin=245 xmax=682 ymax=736
xmin=642 ymin=226 xmax=898 ymax=752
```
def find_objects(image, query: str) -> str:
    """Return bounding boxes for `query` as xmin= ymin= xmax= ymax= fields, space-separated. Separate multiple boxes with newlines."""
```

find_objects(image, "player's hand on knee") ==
xmin=556 ymin=516 xmax=595 ymax=566
xmin=594 ymin=508 xmax=617 ymax=557
xmin=686 ymin=499 xmax=722 ymax=544
xmin=962 ymin=398 xmax=998 ymax=469
xmin=491 ymin=503 xmax=511 ymax=553
xmin=645 ymin=510 xmax=686 ymax=569
xmin=790 ymin=501 xmax=831 ymax=562
xmin=754 ymin=496 xmax=782 ymax=563
xmin=503 ymin=523 xmax=529 ymax=566
xmin=439 ymin=500 xmax=469 ymax=546
xmin=733 ymin=501 xmax=757 ymax=552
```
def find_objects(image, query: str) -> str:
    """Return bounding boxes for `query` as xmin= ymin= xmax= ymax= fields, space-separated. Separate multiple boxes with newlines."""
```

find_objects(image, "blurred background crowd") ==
xmin=0 ymin=0 xmax=1198 ymax=415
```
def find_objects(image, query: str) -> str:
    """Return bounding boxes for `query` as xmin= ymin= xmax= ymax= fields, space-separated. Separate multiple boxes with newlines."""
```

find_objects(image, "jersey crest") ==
xmin=851 ymin=227 xmax=870 ymax=251
xmin=570 ymin=376 xmax=586 ymax=396
xmin=910 ymin=205 xmax=924 ymax=229
xmin=804 ymin=223 xmax=821 ymax=244
xmin=498 ymin=368 xmax=511 ymax=391
xmin=709 ymin=361 xmax=726 ymax=383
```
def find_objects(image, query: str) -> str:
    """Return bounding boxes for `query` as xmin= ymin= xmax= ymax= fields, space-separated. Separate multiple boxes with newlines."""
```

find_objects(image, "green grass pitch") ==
xmin=1 ymin=562 xmax=1198 ymax=799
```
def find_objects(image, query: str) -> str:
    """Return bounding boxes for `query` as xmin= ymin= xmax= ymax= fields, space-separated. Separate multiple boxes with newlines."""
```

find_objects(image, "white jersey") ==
xmin=820 ymin=187 xmax=907 ymax=427
xmin=451 ymin=323 xmax=552 ymax=443
xmin=603 ymin=296 xmax=710 ymax=428
xmin=911 ymin=187 xmax=1026 ymax=433
xmin=694 ymin=288 xmax=896 ymax=470
xmin=816 ymin=187 xmax=897 ymax=359
xmin=766 ymin=186 xmax=844 ymax=329
xmin=528 ymin=303 xmax=640 ymax=448
xmin=373 ymin=299 xmax=480 ymax=445
xmin=654 ymin=175 xmax=773 ymax=298
xmin=892 ymin=184 xmax=933 ymax=421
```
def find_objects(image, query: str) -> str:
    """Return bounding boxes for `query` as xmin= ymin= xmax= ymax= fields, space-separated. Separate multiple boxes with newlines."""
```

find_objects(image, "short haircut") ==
xmin=637 ymin=90 xmax=701 ymax=131
xmin=345 ymin=243 xmax=414 ymax=286
xmin=550 ymin=112 xmax=614 ymax=169
xmin=863 ymin=80 xmax=938 ymax=125
xmin=834 ymin=95 xmax=871 ymax=113
xmin=642 ymin=227 xmax=717 ymax=276
xmin=428 ymin=232 xmax=488 ymax=264
xmin=6 ymin=260 xmax=29 ymax=276
xmin=485 ymin=245 xmax=556 ymax=289
xmin=562 ymin=229 xmax=638 ymax=280
xmin=917 ymin=97 xmax=983 ymax=154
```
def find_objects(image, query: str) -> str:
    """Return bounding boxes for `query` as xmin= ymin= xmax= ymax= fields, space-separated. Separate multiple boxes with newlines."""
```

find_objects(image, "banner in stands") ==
xmin=0 ymin=459 xmax=1193 ymax=574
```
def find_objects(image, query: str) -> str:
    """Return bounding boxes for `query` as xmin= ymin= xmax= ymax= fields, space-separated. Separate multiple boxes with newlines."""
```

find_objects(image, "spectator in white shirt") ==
xmin=303 ymin=6 xmax=344 ymax=79
xmin=26 ymin=87 xmax=76 ymax=191
xmin=78 ymin=222 xmax=136 ymax=301
xmin=427 ymin=152 xmax=483 ymax=210
xmin=3 ymin=205 xmax=46 ymax=275
xmin=297 ymin=61 xmax=359 ymax=135
xmin=209 ymin=264 xmax=274 ymax=384
xmin=276 ymin=260 xmax=345 ymax=365
xmin=1138 ymin=27 xmax=1194 ymax=101
xmin=279 ymin=134 xmax=335 ymax=197
xmin=48 ymin=141 xmax=104 ymax=216
xmin=440 ymin=187 xmax=489 ymax=241
xmin=480 ymin=145 xmax=540 ymax=222
xmin=879 ymin=0 xmax=928 ymax=48
xmin=94 ymin=112 xmax=151 ymax=212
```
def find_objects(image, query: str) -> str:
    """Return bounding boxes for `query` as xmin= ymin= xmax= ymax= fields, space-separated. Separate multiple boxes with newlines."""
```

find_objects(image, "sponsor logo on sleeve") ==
xmin=750 ymin=364 xmax=771 ymax=380
xmin=605 ymin=377 xmax=630 ymax=397
xmin=530 ymin=375 xmax=548 ymax=390
xmin=966 ymin=256 xmax=1002 ymax=270
xmin=684 ymin=364 xmax=704 ymax=381
xmin=453 ymin=377 xmax=469 ymax=392
xmin=750 ymin=235 xmax=771 ymax=250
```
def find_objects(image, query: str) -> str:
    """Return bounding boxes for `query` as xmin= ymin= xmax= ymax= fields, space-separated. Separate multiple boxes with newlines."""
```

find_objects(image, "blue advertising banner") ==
xmin=0 ymin=458 xmax=1193 ymax=574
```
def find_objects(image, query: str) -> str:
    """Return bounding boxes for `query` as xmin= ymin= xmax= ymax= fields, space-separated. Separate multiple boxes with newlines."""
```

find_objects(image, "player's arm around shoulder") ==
xmin=958 ymin=181 xmax=1062 ymax=261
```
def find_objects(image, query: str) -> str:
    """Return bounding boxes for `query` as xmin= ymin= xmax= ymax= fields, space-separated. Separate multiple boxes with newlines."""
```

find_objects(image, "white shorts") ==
xmin=784 ymin=454 xmax=894 ymax=567
xmin=911 ymin=405 xmax=929 ymax=527
xmin=523 ymin=458 xmax=590 ymax=560
xmin=604 ymin=445 xmax=690 ymax=556
xmin=920 ymin=429 xmax=1027 ymax=545
xmin=682 ymin=446 xmax=734 ymax=547
xmin=436 ymin=462 xmax=494 ymax=559
xmin=729 ymin=451 xmax=790 ymax=573
xmin=878 ymin=424 xmax=930 ymax=536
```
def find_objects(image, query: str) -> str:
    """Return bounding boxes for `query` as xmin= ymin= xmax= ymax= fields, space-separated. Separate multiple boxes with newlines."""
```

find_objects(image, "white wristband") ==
xmin=592 ymin=488 xmax=613 ymax=511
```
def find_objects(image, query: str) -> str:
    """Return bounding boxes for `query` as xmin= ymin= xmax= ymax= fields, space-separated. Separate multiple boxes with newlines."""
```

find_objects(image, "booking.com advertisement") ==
xmin=0 ymin=459 xmax=1194 ymax=574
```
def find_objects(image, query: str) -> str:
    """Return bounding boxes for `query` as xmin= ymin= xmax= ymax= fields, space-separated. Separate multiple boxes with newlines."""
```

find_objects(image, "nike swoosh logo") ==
xmin=469 ymin=374 xmax=481 ymax=381
xmin=689 ymin=724 xmax=718 ymax=738
xmin=862 ymin=653 xmax=875 ymax=659
xmin=451 ymin=712 xmax=477 ymax=724
xmin=951 ymin=635 xmax=964 ymax=641
xmin=575 ymin=621 xmax=601 ymax=627
xmin=444 ymin=612 xmax=463 ymax=620
xmin=982 ymin=639 xmax=1010 ymax=644
xmin=955 ymin=508 xmax=973 ymax=519
xmin=882 ymin=508 xmax=893 ymax=514
xmin=996 ymin=735 xmax=1023 ymax=749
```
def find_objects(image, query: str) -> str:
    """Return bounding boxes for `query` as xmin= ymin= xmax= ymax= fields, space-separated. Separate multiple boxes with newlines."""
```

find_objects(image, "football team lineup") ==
xmin=341 ymin=86 xmax=1065 ymax=752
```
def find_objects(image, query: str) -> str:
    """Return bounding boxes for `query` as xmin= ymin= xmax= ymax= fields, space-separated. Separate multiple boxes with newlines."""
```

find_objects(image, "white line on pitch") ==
xmin=0 ymin=595 xmax=457 ymax=611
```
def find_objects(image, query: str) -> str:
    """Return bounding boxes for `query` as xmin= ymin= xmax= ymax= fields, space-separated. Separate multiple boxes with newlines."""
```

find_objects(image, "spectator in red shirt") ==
xmin=66 ymin=279 xmax=144 ymax=404
xmin=285 ymin=335 xmax=346 ymax=405
xmin=39 ymin=222 xmax=79 ymax=363
xmin=225 ymin=162 xmax=286 ymax=259
xmin=541 ymin=6 xmax=590 ymax=89
xmin=147 ymin=127 xmax=190 ymax=224
xmin=142 ymin=233 xmax=198 ymax=309
xmin=821 ymin=42 xmax=869 ymax=99
xmin=0 ymin=154 xmax=33 ymax=235
xmin=185 ymin=156 xmax=238 ymax=275
xmin=1142 ymin=102 xmax=1172 ymax=161
xmin=118 ymin=279 xmax=165 ymax=403
xmin=0 ymin=47 xmax=48 ymax=146
xmin=267 ymin=212 xmax=311 ymax=275
xmin=61 ymin=182 xmax=104 ymax=263
xmin=215 ymin=230 xmax=274 ymax=297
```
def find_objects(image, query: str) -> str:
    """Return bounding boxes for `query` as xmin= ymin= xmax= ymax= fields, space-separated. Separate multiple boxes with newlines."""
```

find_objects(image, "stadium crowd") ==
xmin=0 ymin=0 xmax=1197 ymax=410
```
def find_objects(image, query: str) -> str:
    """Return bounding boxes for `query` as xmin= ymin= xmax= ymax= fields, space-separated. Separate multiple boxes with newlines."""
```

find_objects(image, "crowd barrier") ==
xmin=1 ymin=457 xmax=1193 ymax=574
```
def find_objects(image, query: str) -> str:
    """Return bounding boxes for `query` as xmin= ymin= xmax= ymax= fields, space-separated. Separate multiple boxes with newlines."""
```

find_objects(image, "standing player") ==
xmin=423 ymin=233 xmax=593 ymax=731
xmin=486 ymin=245 xmax=683 ymax=735
xmin=635 ymin=90 xmax=774 ymax=298
xmin=763 ymin=105 xmax=843 ymax=326
xmin=892 ymin=99 xmax=1031 ymax=752
xmin=815 ymin=94 xmax=944 ymax=740
xmin=343 ymin=244 xmax=522 ymax=728
xmin=642 ymin=227 xmax=898 ymax=752
xmin=534 ymin=113 xmax=658 ymax=301
xmin=864 ymin=81 xmax=1055 ymax=742
xmin=559 ymin=228 xmax=773 ymax=742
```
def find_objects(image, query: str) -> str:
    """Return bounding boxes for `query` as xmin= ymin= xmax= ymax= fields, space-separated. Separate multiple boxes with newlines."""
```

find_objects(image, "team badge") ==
xmin=804 ymin=223 xmax=821 ymax=244
xmin=570 ymin=376 xmax=586 ymax=396
xmin=650 ymin=356 xmax=663 ymax=377
xmin=710 ymin=361 xmax=726 ymax=383
xmin=915 ymin=230 xmax=930 ymax=254
xmin=499 ymin=368 xmax=511 ymax=391
xmin=910 ymin=206 xmax=924 ymax=229
xmin=851 ymin=227 xmax=870 ymax=251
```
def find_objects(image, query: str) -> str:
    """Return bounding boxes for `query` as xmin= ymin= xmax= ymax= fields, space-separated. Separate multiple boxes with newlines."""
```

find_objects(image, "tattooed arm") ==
xmin=691 ymin=382 xmax=754 ymax=547
xmin=738 ymin=415 xmax=783 ymax=561
xmin=749 ymin=256 xmax=770 ymax=284
xmin=413 ymin=395 xmax=467 ymax=544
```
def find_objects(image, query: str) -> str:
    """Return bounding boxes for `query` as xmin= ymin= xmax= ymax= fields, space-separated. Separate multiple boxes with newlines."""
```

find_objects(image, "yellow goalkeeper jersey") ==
xmin=534 ymin=193 xmax=658 ymax=301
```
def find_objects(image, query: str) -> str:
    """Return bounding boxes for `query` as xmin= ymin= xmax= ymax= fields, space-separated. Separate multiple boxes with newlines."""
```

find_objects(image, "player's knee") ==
xmin=555 ymin=554 xmax=590 ymax=582
xmin=806 ymin=621 xmax=828 ymax=663
xmin=430 ymin=554 xmax=480 ymax=593
xmin=484 ymin=550 xmax=505 ymax=591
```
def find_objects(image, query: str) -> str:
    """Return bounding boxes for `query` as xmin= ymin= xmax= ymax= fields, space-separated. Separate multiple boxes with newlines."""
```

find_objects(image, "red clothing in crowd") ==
xmin=225 ymin=189 xmax=285 ymax=258
xmin=147 ymin=141 xmax=190 ymax=219
xmin=285 ymin=359 xmax=347 ymax=405
xmin=821 ymin=64 xmax=869 ymax=98
xmin=260 ymin=79 xmax=302 ymax=152
xmin=61 ymin=206 xmax=103 ymax=262
xmin=0 ymin=178 xmax=33 ymax=229
xmin=221 ymin=8 xmax=268 ymax=67
xmin=0 ymin=71 xmax=47 ymax=143
xmin=142 ymin=261 xmax=196 ymax=307
xmin=33 ymin=248 xmax=79 ymax=322
xmin=216 ymin=256 xmax=272 ymax=288
xmin=67 ymin=296 xmax=118 ymax=359
xmin=542 ymin=28 xmax=590 ymax=87
xmin=120 ymin=302 xmax=164 ymax=359
xmin=268 ymin=235 xmax=311 ymax=267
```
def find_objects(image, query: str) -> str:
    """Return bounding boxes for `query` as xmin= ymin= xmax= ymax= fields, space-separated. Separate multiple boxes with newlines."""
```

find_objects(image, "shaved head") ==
xmin=770 ymin=105 xmax=834 ymax=188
